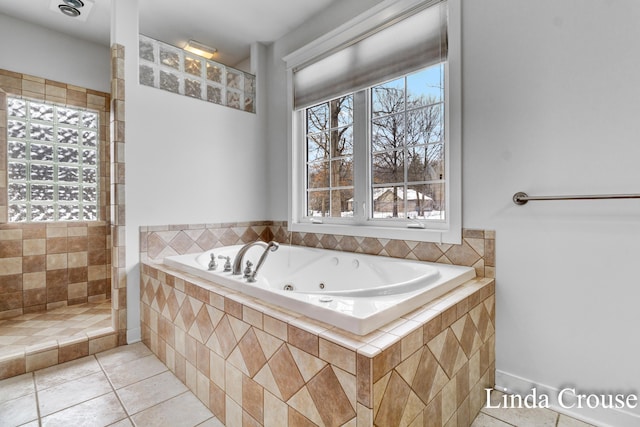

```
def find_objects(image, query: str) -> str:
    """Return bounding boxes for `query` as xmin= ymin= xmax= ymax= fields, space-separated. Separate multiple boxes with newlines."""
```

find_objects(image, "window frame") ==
xmin=286 ymin=0 xmax=461 ymax=244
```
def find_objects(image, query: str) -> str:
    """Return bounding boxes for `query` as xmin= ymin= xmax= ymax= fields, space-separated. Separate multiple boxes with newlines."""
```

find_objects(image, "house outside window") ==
xmin=6 ymin=96 xmax=100 ymax=222
xmin=287 ymin=0 xmax=461 ymax=243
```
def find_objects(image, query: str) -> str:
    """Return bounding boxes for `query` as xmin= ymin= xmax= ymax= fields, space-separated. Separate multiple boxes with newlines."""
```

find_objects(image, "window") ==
xmin=287 ymin=0 xmax=461 ymax=243
xmin=6 ymin=97 xmax=100 ymax=222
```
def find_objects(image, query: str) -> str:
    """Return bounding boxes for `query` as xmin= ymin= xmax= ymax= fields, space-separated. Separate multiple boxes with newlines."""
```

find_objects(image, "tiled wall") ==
xmin=141 ymin=262 xmax=495 ymax=426
xmin=140 ymin=221 xmax=495 ymax=278
xmin=110 ymin=44 xmax=128 ymax=346
xmin=0 ymin=69 xmax=112 ymax=319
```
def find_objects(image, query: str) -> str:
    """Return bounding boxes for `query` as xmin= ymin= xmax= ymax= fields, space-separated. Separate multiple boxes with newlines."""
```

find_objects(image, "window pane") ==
xmin=82 ymin=149 xmax=97 ymax=166
xmin=32 ymin=184 xmax=54 ymax=201
xmin=8 ymin=162 xmax=27 ymax=180
xmin=160 ymin=70 xmax=180 ymax=93
xmin=308 ymin=161 xmax=329 ymax=189
xmin=407 ymin=105 xmax=443 ymax=145
xmin=406 ymin=64 xmax=444 ymax=104
xmin=31 ymin=204 xmax=55 ymax=221
xmin=307 ymin=103 xmax=328 ymax=133
xmin=82 ymin=112 xmax=98 ymax=129
xmin=372 ymin=114 xmax=405 ymax=152
xmin=184 ymin=56 xmax=202 ymax=76
xmin=57 ymin=108 xmax=79 ymax=125
xmin=83 ymin=168 xmax=97 ymax=184
xmin=58 ymin=128 xmax=79 ymax=145
xmin=59 ymin=166 xmax=79 ymax=182
xmin=8 ymin=120 xmax=26 ymax=138
xmin=8 ymin=183 xmax=27 ymax=201
xmin=9 ymin=205 xmax=27 ymax=222
xmin=58 ymin=146 xmax=79 ymax=164
xmin=185 ymin=78 xmax=202 ymax=99
xmin=59 ymin=185 xmax=80 ymax=201
xmin=9 ymin=141 xmax=26 ymax=159
xmin=31 ymin=103 xmax=54 ymax=121
xmin=372 ymin=77 xmax=404 ymax=117
xmin=206 ymin=63 xmax=223 ymax=83
xmin=8 ymin=98 xmax=26 ymax=118
xmin=332 ymin=126 xmax=353 ymax=157
xmin=58 ymin=205 xmax=79 ymax=221
xmin=31 ymin=164 xmax=54 ymax=181
xmin=407 ymin=144 xmax=444 ymax=182
xmin=372 ymin=186 xmax=403 ymax=218
xmin=307 ymin=190 xmax=330 ymax=217
xmin=30 ymin=124 xmax=54 ymax=141
xmin=408 ymin=183 xmax=445 ymax=220
xmin=160 ymin=47 xmax=180 ymax=69
xmin=332 ymin=159 xmax=353 ymax=187
xmin=332 ymin=96 xmax=353 ymax=128
xmin=372 ymin=150 xmax=405 ymax=184
xmin=83 ymin=205 xmax=97 ymax=221
xmin=307 ymin=133 xmax=329 ymax=162
xmin=82 ymin=131 xmax=97 ymax=147
xmin=83 ymin=186 xmax=97 ymax=202
xmin=330 ymin=188 xmax=354 ymax=218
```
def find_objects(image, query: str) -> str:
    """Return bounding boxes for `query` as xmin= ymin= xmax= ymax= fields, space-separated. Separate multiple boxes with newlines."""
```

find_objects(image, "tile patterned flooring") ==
xmin=0 ymin=342 xmax=220 ymax=427
xmin=472 ymin=391 xmax=598 ymax=427
xmin=0 ymin=342 xmax=600 ymax=427
xmin=0 ymin=305 xmax=598 ymax=427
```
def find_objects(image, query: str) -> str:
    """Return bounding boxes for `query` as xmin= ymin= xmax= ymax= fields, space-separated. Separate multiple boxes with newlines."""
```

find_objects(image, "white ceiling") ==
xmin=0 ymin=0 xmax=337 ymax=66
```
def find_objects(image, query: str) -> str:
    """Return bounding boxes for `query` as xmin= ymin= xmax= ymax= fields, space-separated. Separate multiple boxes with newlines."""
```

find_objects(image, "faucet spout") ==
xmin=232 ymin=241 xmax=280 ymax=280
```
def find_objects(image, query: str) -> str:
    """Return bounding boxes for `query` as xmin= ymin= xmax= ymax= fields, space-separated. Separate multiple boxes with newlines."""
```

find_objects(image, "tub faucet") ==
xmin=232 ymin=241 xmax=280 ymax=282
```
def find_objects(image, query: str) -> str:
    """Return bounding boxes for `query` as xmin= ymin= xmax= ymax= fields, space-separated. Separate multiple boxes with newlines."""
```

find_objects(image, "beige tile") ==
xmin=0 ymin=393 xmax=38 ymax=426
xmin=0 ymin=257 xmax=22 ymax=275
xmin=40 ymin=392 xmax=127 ymax=427
xmin=102 ymin=353 xmax=167 ymax=389
xmin=26 ymin=349 xmax=58 ymax=372
xmin=131 ymin=391 xmax=213 ymax=427
xmin=35 ymin=355 xmax=101 ymax=391
xmin=471 ymin=412 xmax=511 ymax=426
xmin=117 ymin=370 xmax=188 ymax=415
xmin=557 ymin=414 xmax=598 ymax=427
xmin=23 ymin=239 xmax=46 ymax=256
xmin=46 ymin=254 xmax=67 ymax=270
xmin=37 ymin=371 xmax=112 ymax=416
xmin=0 ymin=372 xmax=35 ymax=404
xmin=480 ymin=391 xmax=558 ymax=427
xmin=23 ymin=272 xmax=46 ymax=290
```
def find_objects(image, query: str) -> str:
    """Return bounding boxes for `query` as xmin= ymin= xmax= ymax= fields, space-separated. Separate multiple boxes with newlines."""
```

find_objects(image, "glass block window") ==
xmin=138 ymin=35 xmax=256 ymax=113
xmin=6 ymin=97 xmax=100 ymax=222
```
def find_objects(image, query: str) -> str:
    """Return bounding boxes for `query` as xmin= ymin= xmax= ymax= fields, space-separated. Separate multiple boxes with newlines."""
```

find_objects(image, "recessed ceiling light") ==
xmin=58 ymin=4 xmax=81 ymax=17
xmin=63 ymin=0 xmax=84 ymax=8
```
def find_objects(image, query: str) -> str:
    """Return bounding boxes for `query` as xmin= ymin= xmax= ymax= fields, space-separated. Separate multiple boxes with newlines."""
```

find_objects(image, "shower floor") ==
xmin=0 ymin=300 xmax=112 ymax=366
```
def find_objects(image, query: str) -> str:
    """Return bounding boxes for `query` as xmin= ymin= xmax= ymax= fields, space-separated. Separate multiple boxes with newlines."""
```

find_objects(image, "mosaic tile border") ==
xmin=140 ymin=221 xmax=494 ymax=278
xmin=141 ymin=261 xmax=495 ymax=426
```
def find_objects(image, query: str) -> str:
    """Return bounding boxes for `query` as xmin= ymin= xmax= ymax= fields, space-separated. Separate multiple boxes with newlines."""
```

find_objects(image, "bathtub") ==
xmin=163 ymin=244 xmax=476 ymax=335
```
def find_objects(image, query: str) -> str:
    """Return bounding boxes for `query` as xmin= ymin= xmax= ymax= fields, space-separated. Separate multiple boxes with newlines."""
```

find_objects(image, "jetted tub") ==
xmin=163 ymin=244 xmax=476 ymax=335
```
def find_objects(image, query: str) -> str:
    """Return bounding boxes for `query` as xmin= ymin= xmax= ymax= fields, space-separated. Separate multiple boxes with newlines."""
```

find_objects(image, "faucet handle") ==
xmin=243 ymin=260 xmax=253 ymax=278
xmin=208 ymin=253 xmax=218 ymax=271
xmin=218 ymin=255 xmax=231 ymax=272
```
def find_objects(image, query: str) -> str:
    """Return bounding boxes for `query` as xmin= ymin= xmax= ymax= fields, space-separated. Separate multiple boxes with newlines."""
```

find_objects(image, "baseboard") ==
xmin=495 ymin=370 xmax=640 ymax=427
xmin=126 ymin=327 xmax=141 ymax=344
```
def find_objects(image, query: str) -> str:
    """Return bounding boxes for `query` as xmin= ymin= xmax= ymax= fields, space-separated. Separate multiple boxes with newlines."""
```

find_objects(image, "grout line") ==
xmin=31 ymin=371 xmax=42 ymax=427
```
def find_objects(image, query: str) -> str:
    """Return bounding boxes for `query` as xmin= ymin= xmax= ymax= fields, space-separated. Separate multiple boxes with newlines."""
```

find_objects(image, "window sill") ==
xmin=289 ymin=221 xmax=461 ymax=244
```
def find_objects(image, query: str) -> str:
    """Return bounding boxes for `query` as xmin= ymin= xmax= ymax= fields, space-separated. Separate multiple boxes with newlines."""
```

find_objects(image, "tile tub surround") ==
xmin=140 ymin=261 xmax=495 ymax=426
xmin=0 ymin=69 xmax=112 ymax=319
xmin=140 ymin=222 xmax=495 ymax=279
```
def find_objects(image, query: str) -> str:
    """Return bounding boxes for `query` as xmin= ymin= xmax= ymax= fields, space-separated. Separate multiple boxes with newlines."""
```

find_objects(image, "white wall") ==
xmin=0 ymin=13 xmax=110 ymax=92
xmin=111 ymin=0 xmax=270 ymax=342
xmin=266 ymin=1 xmax=640 ymax=425
xmin=462 ymin=1 xmax=640 ymax=425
